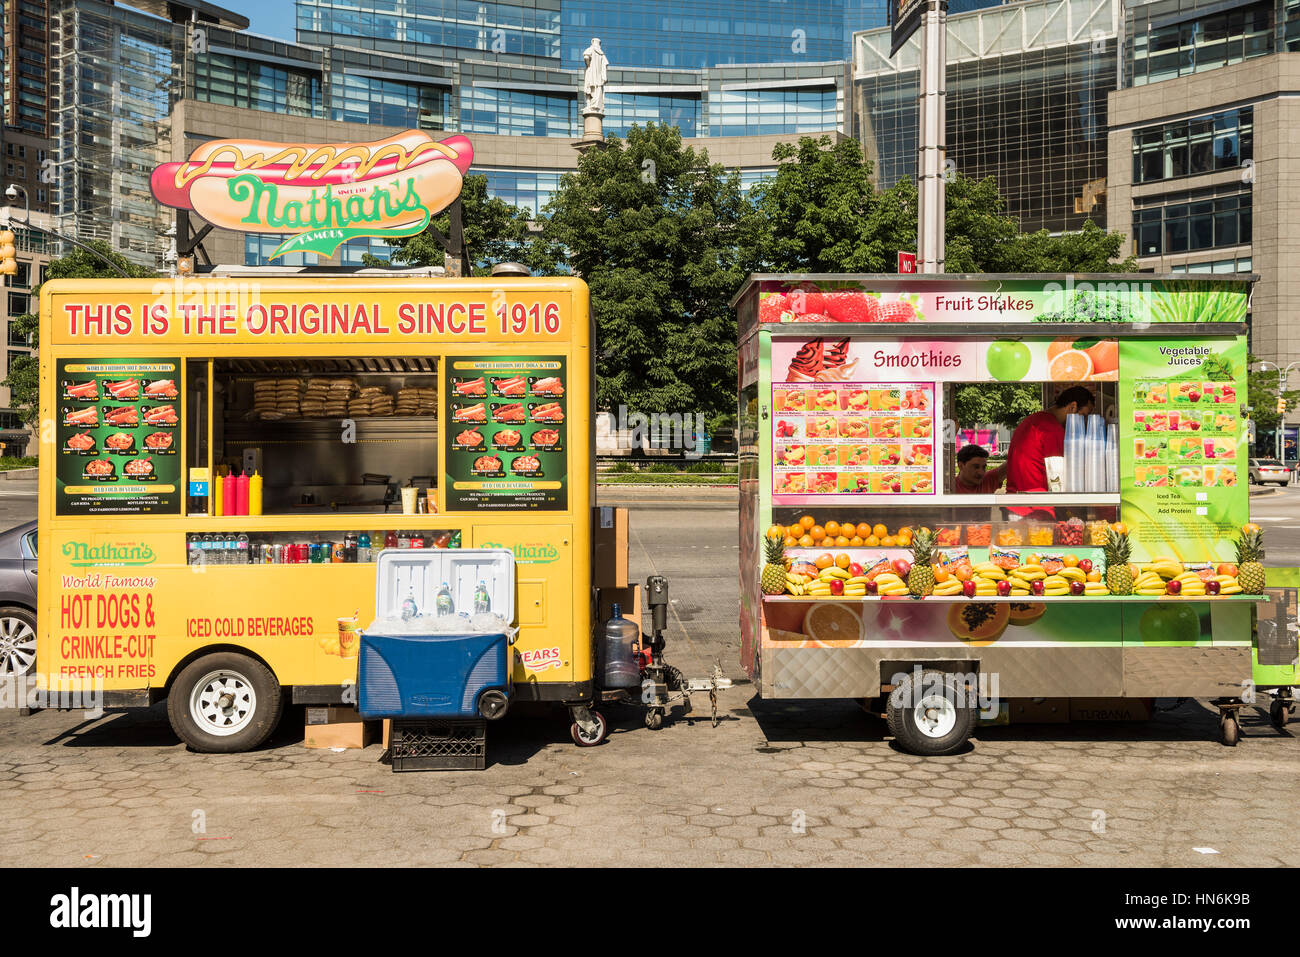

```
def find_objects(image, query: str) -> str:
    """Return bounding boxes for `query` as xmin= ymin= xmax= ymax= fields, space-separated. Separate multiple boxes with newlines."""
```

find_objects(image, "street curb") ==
xmin=0 ymin=468 xmax=36 ymax=482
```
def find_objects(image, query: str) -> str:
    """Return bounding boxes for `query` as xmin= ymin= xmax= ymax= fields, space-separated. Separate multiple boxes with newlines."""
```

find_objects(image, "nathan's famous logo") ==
xmin=62 ymin=540 xmax=156 ymax=567
xmin=150 ymin=132 xmax=472 ymax=260
xmin=482 ymin=541 xmax=560 ymax=564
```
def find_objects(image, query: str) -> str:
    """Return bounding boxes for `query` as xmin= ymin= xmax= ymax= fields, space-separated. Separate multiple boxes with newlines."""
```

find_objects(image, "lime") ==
xmin=986 ymin=340 xmax=1031 ymax=381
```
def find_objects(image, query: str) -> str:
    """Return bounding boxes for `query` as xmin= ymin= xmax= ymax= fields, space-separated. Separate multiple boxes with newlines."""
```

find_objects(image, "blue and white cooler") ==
xmin=358 ymin=548 xmax=516 ymax=722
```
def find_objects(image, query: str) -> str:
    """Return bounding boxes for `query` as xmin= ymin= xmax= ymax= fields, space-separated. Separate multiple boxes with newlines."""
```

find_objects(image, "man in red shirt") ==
xmin=1005 ymin=386 xmax=1095 ymax=508
xmin=954 ymin=444 xmax=1006 ymax=494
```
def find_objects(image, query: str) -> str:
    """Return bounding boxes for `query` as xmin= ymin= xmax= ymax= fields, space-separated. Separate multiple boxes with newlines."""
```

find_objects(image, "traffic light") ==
xmin=0 ymin=230 xmax=15 ymax=277
xmin=1277 ymin=397 xmax=1288 ymax=415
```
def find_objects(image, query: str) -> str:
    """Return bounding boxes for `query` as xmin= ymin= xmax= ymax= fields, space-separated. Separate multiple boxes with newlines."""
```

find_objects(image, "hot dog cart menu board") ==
xmin=56 ymin=359 xmax=182 ymax=515
xmin=1119 ymin=337 xmax=1248 ymax=562
xmin=444 ymin=356 xmax=567 ymax=511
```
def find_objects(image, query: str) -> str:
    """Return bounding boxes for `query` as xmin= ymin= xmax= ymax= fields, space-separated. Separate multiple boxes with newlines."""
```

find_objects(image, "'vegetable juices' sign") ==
xmin=150 ymin=132 xmax=472 ymax=260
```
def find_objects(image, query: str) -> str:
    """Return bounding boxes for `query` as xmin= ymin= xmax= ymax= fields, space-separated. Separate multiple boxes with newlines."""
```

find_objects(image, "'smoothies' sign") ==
xmin=150 ymin=132 xmax=472 ymax=260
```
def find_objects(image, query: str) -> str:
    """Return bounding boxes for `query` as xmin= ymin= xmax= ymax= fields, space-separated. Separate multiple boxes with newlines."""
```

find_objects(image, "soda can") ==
xmin=410 ymin=535 xmax=426 ymax=549
xmin=272 ymin=543 xmax=285 ymax=564
xmin=332 ymin=541 xmax=345 ymax=563
xmin=261 ymin=544 xmax=273 ymax=565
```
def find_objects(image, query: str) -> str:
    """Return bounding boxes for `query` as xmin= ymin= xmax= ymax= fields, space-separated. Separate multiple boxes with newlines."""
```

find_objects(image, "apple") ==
xmin=997 ymin=580 xmax=1011 ymax=596
xmin=1031 ymin=579 xmax=1045 ymax=595
xmin=1216 ymin=563 xmax=1238 ymax=577
xmin=848 ymin=563 xmax=864 ymax=577
xmin=866 ymin=580 xmax=878 ymax=595
xmin=1189 ymin=391 xmax=1201 ymax=402
xmin=1206 ymin=580 xmax=1221 ymax=595
xmin=893 ymin=559 xmax=912 ymax=578
xmin=830 ymin=579 xmax=844 ymax=596
xmin=963 ymin=580 xmax=977 ymax=598
xmin=1078 ymin=559 xmax=1093 ymax=573
xmin=1070 ymin=580 xmax=1085 ymax=595
xmin=1166 ymin=579 xmax=1181 ymax=595
xmin=1190 ymin=421 xmax=1200 ymax=430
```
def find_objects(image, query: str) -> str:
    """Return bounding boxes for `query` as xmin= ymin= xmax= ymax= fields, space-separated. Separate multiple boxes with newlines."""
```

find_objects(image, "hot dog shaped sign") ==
xmin=151 ymin=131 xmax=473 ymax=260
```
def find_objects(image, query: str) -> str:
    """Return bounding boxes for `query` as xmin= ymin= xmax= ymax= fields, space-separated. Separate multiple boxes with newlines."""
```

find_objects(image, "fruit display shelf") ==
xmin=763 ymin=594 xmax=1266 ymax=602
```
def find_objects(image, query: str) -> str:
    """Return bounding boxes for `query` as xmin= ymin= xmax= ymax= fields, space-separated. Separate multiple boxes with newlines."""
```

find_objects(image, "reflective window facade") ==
xmin=606 ymin=94 xmax=701 ymax=138
xmin=244 ymin=234 xmax=312 ymax=266
xmin=1132 ymin=187 xmax=1252 ymax=256
xmin=331 ymin=73 xmax=451 ymax=128
xmin=709 ymin=86 xmax=838 ymax=137
xmin=1168 ymin=255 xmax=1253 ymax=273
xmin=1127 ymin=0 xmax=1273 ymax=86
xmin=1131 ymin=107 xmax=1253 ymax=184
xmin=461 ymin=86 xmax=577 ymax=136
xmin=481 ymin=167 xmax=564 ymax=217
xmin=193 ymin=52 xmax=323 ymax=117
xmin=340 ymin=236 xmax=395 ymax=264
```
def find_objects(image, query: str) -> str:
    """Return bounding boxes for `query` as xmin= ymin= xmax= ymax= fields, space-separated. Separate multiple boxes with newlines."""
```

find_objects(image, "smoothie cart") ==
xmin=735 ymin=273 xmax=1295 ymax=754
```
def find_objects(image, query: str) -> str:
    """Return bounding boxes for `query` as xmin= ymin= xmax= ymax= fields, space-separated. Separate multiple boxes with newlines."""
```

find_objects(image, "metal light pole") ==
xmin=916 ymin=0 xmax=947 ymax=273
xmin=3 ymin=183 xmax=130 ymax=278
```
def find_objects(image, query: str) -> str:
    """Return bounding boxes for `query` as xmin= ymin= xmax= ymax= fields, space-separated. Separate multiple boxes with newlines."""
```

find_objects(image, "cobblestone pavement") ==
xmin=3 ymin=489 xmax=1298 ymax=867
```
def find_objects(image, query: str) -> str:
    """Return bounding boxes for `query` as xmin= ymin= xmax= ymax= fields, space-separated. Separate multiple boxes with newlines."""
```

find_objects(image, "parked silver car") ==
xmin=1249 ymin=458 xmax=1292 ymax=486
xmin=0 ymin=520 xmax=36 ymax=675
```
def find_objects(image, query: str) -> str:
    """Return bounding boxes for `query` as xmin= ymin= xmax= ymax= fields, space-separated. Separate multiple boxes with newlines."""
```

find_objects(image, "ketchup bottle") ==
xmin=223 ymin=469 xmax=238 ymax=517
xmin=235 ymin=470 xmax=250 ymax=517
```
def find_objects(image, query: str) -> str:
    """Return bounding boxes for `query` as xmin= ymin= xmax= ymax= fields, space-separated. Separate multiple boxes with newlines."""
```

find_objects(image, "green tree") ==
xmin=369 ymin=173 xmax=555 ymax=275
xmin=951 ymin=383 xmax=1042 ymax=431
xmin=1246 ymin=353 xmax=1300 ymax=432
xmin=2 ymin=241 xmax=152 ymax=425
xmin=540 ymin=123 xmax=757 ymax=418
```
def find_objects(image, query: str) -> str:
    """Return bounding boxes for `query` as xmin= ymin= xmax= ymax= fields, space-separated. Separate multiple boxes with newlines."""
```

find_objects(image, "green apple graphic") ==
xmin=986 ymin=340 xmax=1031 ymax=381
xmin=1138 ymin=603 xmax=1201 ymax=645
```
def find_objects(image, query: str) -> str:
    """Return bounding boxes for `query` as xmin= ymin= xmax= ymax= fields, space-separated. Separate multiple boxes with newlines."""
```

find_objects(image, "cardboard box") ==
xmin=598 ymin=585 xmax=642 ymax=632
xmin=593 ymin=506 xmax=629 ymax=587
xmin=304 ymin=706 xmax=376 ymax=749
xmin=1069 ymin=697 xmax=1154 ymax=722
xmin=382 ymin=718 xmax=391 ymax=750
xmin=1008 ymin=698 xmax=1070 ymax=723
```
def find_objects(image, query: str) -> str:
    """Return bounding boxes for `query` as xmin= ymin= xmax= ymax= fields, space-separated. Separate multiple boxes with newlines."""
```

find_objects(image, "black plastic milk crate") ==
xmin=389 ymin=718 xmax=486 ymax=771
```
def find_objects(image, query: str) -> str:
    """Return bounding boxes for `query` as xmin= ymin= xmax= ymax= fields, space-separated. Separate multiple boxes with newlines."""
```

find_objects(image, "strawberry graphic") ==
xmin=825 ymin=292 xmax=882 ymax=323
xmin=787 ymin=287 xmax=828 ymax=316
xmin=879 ymin=300 xmax=917 ymax=322
xmin=759 ymin=292 xmax=791 ymax=323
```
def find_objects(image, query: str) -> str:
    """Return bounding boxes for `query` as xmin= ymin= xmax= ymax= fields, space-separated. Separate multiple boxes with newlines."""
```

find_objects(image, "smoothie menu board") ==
xmin=771 ymin=382 xmax=936 ymax=496
xmin=444 ymin=356 xmax=567 ymax=511
xmin=1118 ymin=338 xmax=1248 ymax=563
xmin=56 ymin=359 xmax=182 ymax=515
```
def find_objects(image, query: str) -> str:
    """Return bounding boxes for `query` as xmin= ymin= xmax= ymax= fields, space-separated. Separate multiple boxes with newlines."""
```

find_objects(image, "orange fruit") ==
xmin=835 ymin=553 xmax=851 ymax=569
xmin=1086 ymin=570 xmax=1101 ymax=582
xmin=865 ymin=535 xmax=880 ymax=547
xmin=1083 ymin=339 xmax=1118 ymax=375
xmin=766 ymin=525 xmax=785 ymax=539
xmin=784 ymin=535 xmax=798 ymax=547
xmin=954 ymin=565 xmax=973 ymax=582
xmin=824 ymin=520 xmax=841 ymax=538
xmin=799 ymin=515 xmax=816 ymax=531
xmin=1047 ymin=336 xmax=1076 ymax=361
xmin=804 ymin=602 xmax=863 ymax=644
xmin=1111 ymin=522 xmax=1128 ymax=535
xmin=815 ymin=552 xmax=834 ymax=570
xmin=897 ymin=526 xmax=913 ymax=539
xmin=872 ymin=523 xmax=888 ymax=539
xmin=798 ymin=534 xmax=814 ymax=548
xmin=810 ymin=525 xmax=826 ymax=542
xmin=834 ymin=535 xmax=851 ymax=547
xmin=849 ymin=536 xmax=864 ymax=547
xmin=1049 ymin=349 xmax=1092 ymax=381
xmin=841 ymin=519 xmax=858 ymax=535
xmin=851 ymin=523 xmax=869 ymax=539
xmin=881 ymin=535 xmax=898 ymax=547
xmin=1242 ymin=523 xmax=1260 ymax=535
xmin=932 ymin=563 xmax=950 ymax=583
xmin=1027 ymin=554 xmax=1042 ymax=566
xmin=1063 ymin=554 xmax=1079 ymax=568
xmin=897 ymin=531 xmax=913 ymax=547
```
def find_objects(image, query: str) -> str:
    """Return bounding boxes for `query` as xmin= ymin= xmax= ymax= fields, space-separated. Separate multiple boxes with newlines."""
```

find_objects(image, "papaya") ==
xmin=1007 ymin=601 xmax=1046 ymax=625
xmin=946 ymin=601 xmax=1010 ymax=645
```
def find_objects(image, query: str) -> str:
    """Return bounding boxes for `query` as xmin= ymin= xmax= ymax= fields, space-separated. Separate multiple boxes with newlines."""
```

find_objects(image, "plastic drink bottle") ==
xmin=601 ymin=603 xmax=642 ymax=688
xmin=436 ymin=582 xmax=454 ymax=615
xmin=473 ymin=581 xmax=490 ymax=614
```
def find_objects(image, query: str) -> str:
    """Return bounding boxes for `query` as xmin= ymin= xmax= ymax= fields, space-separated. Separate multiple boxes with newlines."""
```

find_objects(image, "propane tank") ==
xmin=601 ymin=603 xmax=641 ymax=688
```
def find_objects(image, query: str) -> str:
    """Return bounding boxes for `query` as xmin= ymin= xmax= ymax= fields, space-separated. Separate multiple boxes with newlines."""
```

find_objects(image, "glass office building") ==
xmin=854 ymin=0 xmax=1118 ymax=233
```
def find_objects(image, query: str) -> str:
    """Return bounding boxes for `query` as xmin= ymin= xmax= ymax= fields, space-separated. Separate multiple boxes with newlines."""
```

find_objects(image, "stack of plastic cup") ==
xmin=1086 ymin=414 xmax=1106 ymax=492
xmin=1105 ymin=423 xmax=1119 ymax=493
xmin=1065 ymin=413 xmax=1086 ymax=493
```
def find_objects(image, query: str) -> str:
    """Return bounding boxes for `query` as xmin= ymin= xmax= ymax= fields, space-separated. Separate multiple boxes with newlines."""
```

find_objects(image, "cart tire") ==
xmin=1219 ymin=714 xmax=1240 ymax=747
xmin=570 ymin=710 xmax=608 ymax=747
xmin=1270 ymin=700 xmax=1289 ymax=729
xmin=167 ymin=652 xmax=283 ymax=753
xmin=645 ymin=709 xmax=663 ymax=730
xmin=886 ymin=669 xmax=974 ymax=756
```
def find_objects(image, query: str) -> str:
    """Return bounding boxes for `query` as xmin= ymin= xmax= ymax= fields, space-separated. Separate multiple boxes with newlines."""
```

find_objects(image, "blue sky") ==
xmin=218 ymin=0 xmax=297 ymax=41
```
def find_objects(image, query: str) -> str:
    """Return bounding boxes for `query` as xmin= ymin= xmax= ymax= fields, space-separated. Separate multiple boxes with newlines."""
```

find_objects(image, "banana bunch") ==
xmin=1213 ymin=574 xmax=1243 ymax=595
xmin=1140 ymin=558 xmax=1185 ymax=580
xmin=873 ymin=573 xmax=909 ymax=596
xmin=843 ymin=576 xmax=869 ymax=597
xmin=1170 ymin=571 xmax=1207 ymax=596
xmin=1133 ymin=570 xmax=1169 ymax=596
xmin=785 ymin=572 xmax=813 ymax=596
xmin=933 ymin=578 xmax=964 ymax=596
xmin=972 ymin=562 xmax=1029 ymax=596
xmin=1083 ymin=581 xmax=1110 ymax=596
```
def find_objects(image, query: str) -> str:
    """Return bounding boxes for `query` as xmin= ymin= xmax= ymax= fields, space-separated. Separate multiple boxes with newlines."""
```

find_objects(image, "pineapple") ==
xmin=761 ymin=533 xmax=788 ymax=595
xmin=1103 ymin=528 xmax=1134 ymax=595
xmin=908 ymin=529 xmax=937 ymax=596
xmin=1235 ymin=525 xmax=1265 ymax=594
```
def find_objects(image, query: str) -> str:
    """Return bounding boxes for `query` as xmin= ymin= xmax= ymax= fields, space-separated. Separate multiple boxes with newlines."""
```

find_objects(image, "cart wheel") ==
xmin=167 ymin=652 xmax=283 ymax=753
xmin=1270 ymin=700 xmax=1290 ymax=729
xmin=1219 ymin=714 xmax=1240 ymax=747
xmin=645 ymin=708 xmax=663 ymax=730
xmin=570 ymin=710 xmax=608 ymax=747
xmin=886 ymin=669 xmax=974 ymax=756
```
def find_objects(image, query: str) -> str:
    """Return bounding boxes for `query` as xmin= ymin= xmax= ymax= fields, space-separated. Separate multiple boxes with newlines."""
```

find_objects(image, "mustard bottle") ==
xmin=213 ymin=464 xmax=225 ymax=517
xmin=249 ymin=470 xmax=263 ymax=516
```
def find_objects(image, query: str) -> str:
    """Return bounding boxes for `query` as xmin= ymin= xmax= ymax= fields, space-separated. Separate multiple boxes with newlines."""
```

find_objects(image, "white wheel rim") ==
xmin=189 ymin=670 xmax=256 ymax=736
xmin=0 ymin=616 xmax=35 ymax=676
xmin=914 ymin=693 xmax=957 ymax=738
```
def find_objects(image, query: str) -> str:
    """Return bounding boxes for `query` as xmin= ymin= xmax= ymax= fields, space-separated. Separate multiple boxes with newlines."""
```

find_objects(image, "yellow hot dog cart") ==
xmin=37 ymin=275 xmax=601 ymax=752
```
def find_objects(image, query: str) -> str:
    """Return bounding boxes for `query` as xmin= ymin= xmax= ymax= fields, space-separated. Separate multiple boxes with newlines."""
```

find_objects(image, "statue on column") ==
xmin=582 ymin=38 xmax=608 ymax=114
